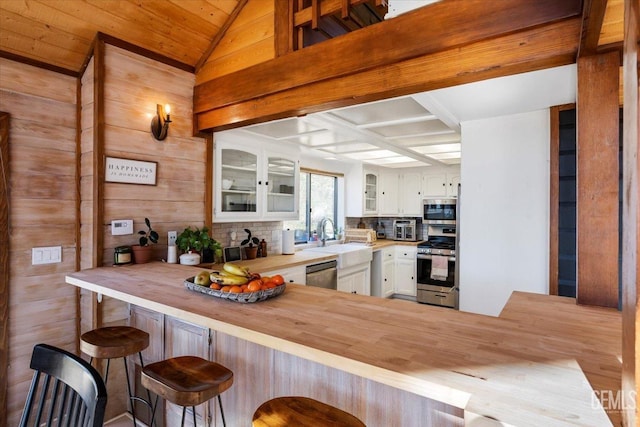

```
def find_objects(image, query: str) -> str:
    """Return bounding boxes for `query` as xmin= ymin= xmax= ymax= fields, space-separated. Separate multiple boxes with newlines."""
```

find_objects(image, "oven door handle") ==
xmin=417 ymin=254 xmax=456 ymax=262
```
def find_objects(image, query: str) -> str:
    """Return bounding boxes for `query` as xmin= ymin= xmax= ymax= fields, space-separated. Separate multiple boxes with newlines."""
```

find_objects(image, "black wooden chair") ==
xmin=19 ymin=343 xmax=107 ymax=427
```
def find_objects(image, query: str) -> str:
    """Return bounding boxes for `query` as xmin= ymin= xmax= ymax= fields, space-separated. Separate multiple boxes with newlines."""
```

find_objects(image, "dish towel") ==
xmin=430 ymin=255 xmax=449 ymax=281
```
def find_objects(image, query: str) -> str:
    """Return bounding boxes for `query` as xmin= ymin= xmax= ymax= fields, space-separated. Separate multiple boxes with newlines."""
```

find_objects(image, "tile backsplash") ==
xmin=210 ymin=221 xmax=283 ymax=255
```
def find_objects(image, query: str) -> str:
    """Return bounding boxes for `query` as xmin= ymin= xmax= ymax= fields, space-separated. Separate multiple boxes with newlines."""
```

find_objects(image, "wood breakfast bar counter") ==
xmin=66 ymin=262 xmax=620 ymax=427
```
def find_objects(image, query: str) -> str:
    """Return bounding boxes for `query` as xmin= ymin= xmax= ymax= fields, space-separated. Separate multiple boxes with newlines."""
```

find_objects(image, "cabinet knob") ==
xmin=266 ymin=181 xmax=269 ymax=186
xmin=442 ymin=183 xmax=446 ymax=186
xmin=258 ymin=180 xmax=262 ymax=185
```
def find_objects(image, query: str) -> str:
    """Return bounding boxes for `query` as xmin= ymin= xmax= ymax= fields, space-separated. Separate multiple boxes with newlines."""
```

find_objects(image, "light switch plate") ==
xmin=32 ymin=246 xmax=62 ymax=265
xmin=111 ymin=219 xmax=133 ymax=235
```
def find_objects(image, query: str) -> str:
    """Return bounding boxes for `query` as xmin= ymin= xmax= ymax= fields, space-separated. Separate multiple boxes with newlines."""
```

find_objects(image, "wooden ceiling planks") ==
xmin=0 ymin=0 xmax=241 ymax=72
xmin=599 ymin=0 xmax=625 ymax=47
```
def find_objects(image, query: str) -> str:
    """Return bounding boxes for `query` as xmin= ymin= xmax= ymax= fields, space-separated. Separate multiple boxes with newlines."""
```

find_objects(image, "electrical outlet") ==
xmin=168 ymin=231 xmax=177 ymax=246
xmin=32 ymin=246 xmax=62 ymax=265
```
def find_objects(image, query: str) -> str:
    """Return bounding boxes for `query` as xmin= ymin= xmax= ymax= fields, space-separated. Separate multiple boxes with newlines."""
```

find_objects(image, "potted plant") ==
xmin=132 ymin=218 xmax=158 ymax=264
xmin=241 ymin=228 xmax=260 ymax=260
xmin=176 ymin=226 xmax=221 ymax=264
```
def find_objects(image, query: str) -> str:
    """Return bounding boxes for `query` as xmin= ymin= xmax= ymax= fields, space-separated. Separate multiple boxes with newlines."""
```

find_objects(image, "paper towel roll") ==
xmin=282 ymin=229 xmax=295 ymax=255
xmin=167 ymin=245 xmax=177 ymax=264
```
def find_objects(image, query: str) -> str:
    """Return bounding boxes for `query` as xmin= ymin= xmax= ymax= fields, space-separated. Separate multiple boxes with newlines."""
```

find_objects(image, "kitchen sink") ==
xmin=304 ymin=243 xmax=373 ymax=269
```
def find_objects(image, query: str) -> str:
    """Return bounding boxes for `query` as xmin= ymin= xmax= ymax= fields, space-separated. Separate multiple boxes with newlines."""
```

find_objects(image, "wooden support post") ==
xmin=621 ymin=0 xmax=639 ymax=424
xmin=576 ymin=51 xmax=620 ymax=308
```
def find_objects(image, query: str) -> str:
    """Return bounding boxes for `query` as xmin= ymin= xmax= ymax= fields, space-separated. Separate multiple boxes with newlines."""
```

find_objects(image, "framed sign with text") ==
xmin=105 ymin=156 xmax=157 ymax=185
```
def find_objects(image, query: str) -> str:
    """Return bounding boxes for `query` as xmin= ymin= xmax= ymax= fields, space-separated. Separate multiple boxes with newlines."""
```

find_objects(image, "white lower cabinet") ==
xmin=129 ymin=305 xmax=213 ymax=427
xmin=262 ymin=265 xmax=306 ymax=285
xmin=395 ymin=247 xmax=417 ymax=297
xmin=338 ymin=263 xmax=371 ymax=295
xmin=382 ymin=251 xmax=395 ymax=298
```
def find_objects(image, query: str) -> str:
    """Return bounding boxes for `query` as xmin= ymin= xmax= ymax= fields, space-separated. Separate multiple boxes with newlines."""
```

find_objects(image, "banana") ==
xmin=223 ymin=262 xmax=250 ymax=278
xmin=209 ymin=272 xmax=249 ymax=285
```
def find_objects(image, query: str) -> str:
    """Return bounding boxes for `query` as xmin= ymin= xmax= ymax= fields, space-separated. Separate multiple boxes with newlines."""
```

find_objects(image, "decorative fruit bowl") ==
xmin=184 ymin=263 xmax=287 ymax=303
xmin=184 ymin=277 xmax=286 ymax=303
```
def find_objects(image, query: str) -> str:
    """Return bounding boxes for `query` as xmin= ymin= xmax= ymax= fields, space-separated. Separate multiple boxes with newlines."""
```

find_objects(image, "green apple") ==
xmin=194 ymin=271 xmax=211 ymax=286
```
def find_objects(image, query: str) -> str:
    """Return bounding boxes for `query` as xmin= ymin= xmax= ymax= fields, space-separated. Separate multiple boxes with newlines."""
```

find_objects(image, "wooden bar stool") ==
xmin=80 ymin=326 xmax=151 ymax=426
xmin=252 ymin=396 xmax=365 ymax=427
xmin=141 ymin=356 xmax=234 ymax=427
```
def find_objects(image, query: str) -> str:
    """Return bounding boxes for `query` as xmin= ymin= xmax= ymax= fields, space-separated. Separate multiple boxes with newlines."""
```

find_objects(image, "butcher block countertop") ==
xmin=199 ymin=250 xmax=338 ymax=272
xmin=66 ymin=262 xmax=619 ymax=426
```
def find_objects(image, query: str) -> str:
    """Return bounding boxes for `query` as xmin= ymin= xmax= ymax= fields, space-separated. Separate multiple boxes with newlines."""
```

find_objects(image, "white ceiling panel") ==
xmin=370 ymin=119 xmax=453 ymax=138
xmin=319 ymin=142 xmax=381 ymax=153
xmin=284 ymin=130 xmax=356 ymax=147
xmin=329 ymin=96 xmax=430 ymax=126
xmin=410 ymin=143 xmax=461 ymax=154
xmin=245 ymin=118 xmax=326 ymax=139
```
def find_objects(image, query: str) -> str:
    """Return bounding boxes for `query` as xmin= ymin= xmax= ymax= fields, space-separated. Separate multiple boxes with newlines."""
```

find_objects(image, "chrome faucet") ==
xmin=318 ymin=217 xmax=336 ymax=247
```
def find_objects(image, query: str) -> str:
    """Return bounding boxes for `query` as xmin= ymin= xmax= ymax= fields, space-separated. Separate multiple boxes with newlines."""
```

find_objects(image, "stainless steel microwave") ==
xmin=423 ymin=198 xmax=456 ymax=225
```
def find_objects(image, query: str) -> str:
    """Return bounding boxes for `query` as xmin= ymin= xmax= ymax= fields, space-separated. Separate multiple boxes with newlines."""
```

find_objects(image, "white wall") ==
xmin=459 ymin=110 xmax=550 ymax=316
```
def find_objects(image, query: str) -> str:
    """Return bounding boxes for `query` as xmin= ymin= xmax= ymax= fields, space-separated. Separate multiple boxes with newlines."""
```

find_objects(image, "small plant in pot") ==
xmin=176 ymin=226 xmax=221 ymax=264
xmin=241 ymin=228 xmax=260 ymax=260
xmin=132 ymin=218 xmax=158 ymax=264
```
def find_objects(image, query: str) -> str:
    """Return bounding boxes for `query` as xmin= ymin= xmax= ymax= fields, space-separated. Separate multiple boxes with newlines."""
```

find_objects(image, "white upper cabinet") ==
xmin=379 ymin=171 xmax=399 ymax=216
xmin=363 ymin=170 xmax=379 ymax=215
xmin=422 ymin=167 xmax=460 ymax=198
xmin=214 ymin=136 xmax=299 ymax=222
xmin=399 ymin=172 xmax=422 ymax=216
xmin=380 ymin=171 xmax=421 ymax=216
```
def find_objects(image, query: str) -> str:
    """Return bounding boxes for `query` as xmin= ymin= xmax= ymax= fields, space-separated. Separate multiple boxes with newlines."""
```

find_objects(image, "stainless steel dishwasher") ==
xmin=305 ymin=260 xmax=338 ymax=290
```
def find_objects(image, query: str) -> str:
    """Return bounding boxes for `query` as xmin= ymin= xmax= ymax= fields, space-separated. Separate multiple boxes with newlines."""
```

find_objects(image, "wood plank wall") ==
xmin=0 ymin=58 xmax=78 ymax=426
xmin=101 ymin=44 xmax=207 ymax=265
xmin=195 ymin=0 xmax=275 ymax=85
xmin=76 ymin=43 xmax=208 ymax=418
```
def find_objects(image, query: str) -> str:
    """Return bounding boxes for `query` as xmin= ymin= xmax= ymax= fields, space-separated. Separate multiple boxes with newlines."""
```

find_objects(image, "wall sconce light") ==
xmin=150 ymin=104 xmax=171 ymax=141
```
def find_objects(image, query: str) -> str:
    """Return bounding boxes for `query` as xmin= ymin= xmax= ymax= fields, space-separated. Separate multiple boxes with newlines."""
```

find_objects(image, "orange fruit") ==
xmin=229 ymin=285 xmax=243 ymax=293
xmin=247 ymin=280 xmax=262 ymax=292
xmin=210 ymin=283 xmax=222 ymax=290
xmin=220 ymin=285 xmax=231 ymax=292
xmin=272 ymin=275 xmax=285 ymax=286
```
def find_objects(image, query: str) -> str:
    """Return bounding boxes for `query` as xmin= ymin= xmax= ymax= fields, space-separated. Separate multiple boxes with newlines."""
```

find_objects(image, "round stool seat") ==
xmin=252 ymin=396 xmax=365 ymax=427
xmin=80 ymin=326 xmax=149 ymax=359
xmin=141 ymin=356 xmax=233 ymax=407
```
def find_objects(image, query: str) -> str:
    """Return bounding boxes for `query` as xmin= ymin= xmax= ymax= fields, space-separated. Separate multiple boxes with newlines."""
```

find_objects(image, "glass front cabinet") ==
xmin=214 ymin=137 xmax=299 ymax=222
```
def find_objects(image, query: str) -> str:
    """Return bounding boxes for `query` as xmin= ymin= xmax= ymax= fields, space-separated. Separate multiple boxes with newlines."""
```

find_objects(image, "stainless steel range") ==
xmin=416 ymin=234 xmax=458 ymax=309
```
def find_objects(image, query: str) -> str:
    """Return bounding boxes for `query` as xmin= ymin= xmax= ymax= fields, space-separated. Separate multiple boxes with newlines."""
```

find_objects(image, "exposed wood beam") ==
xmin=579 ymin=0 xmax=609 ymax=57
xmin=195 ymin=18 xmax=580 ymax=132
xmin=195 ymin=0 xmax=248 ymax=73
xmin=195 ymin=0 xmax=581 ymax=115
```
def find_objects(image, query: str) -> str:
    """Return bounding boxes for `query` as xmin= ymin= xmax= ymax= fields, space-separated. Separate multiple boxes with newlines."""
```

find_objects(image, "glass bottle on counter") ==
xmin=260 ymin=239 xmax=267 ymax=257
